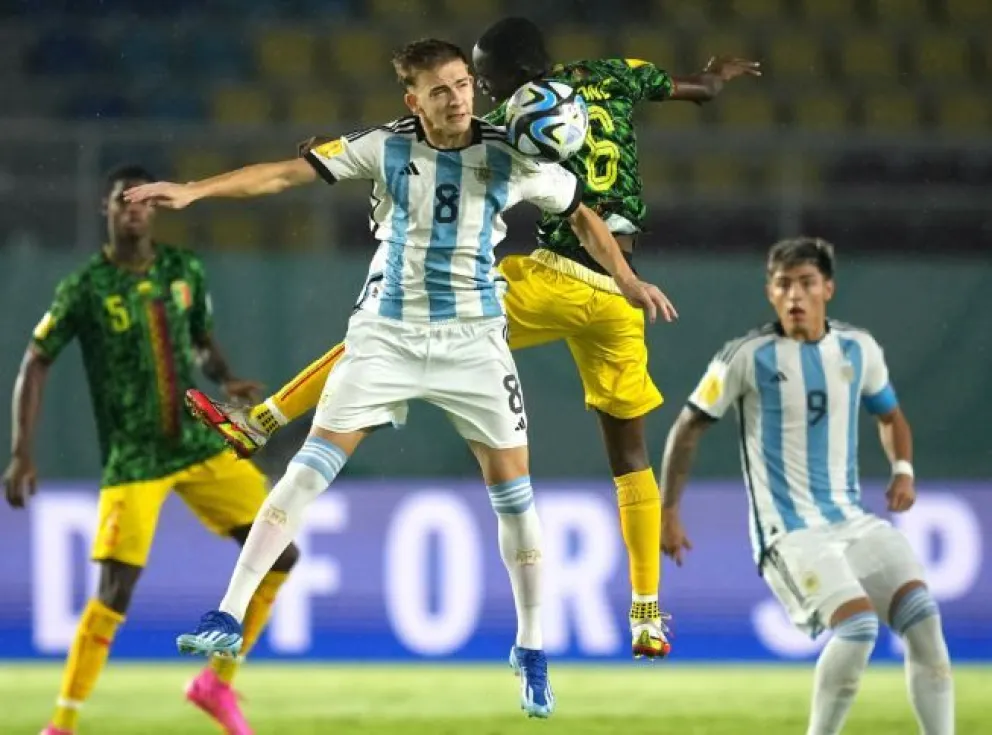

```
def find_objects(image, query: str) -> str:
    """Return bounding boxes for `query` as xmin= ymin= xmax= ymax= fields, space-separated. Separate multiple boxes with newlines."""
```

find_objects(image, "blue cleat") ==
xmin=176 ymin=610 xmax=244 ymax=658
xmin=509 ymin=646 xmax=555 ymax=718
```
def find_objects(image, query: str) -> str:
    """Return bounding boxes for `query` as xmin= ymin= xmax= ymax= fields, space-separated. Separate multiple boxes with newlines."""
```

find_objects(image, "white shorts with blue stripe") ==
xmin=314 ymin=310 xmax=529 ymax=449
xmin=761 ymin=513 xmax=926 ymax=637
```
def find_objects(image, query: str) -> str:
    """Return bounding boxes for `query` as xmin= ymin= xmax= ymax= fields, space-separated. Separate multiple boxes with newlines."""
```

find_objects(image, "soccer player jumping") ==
xmin=661 ymin=238 xmax=955 ymax=734
xmin=126 ymin=38 xmax=673 ymax=718
xmin=4 ymin=165 xmax=299 ymax=735
xmin=185 ymin=17 xmax=756 ymax=660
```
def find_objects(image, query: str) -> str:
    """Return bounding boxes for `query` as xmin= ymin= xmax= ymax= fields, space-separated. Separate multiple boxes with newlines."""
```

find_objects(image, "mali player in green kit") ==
xmin=184 ymin=19 xmax=758 ymax=660
xmin=3 ymin=165 xmax=299 ymax=735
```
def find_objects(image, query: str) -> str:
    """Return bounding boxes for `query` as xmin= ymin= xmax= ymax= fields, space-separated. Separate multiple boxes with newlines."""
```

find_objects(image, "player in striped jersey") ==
xmin=126 ymin=38 xmax=672 ymax=719
xmin=660 ymin=238 xmax=954 ymax=734
xmin=180 ymin=15 xmax=751 ymax=660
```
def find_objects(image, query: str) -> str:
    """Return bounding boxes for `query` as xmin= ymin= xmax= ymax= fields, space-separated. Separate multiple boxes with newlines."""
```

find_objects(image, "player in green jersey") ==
xmin=4 ymin=164 xmax=299 ymax=735
xmin=182 ymin=19 xmax=755 ymax=660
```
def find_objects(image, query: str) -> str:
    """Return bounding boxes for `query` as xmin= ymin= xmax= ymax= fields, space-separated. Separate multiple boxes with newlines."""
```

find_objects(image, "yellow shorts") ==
xmin=92 ymin=450 xmax=269 ymax=567
xmin=498 ymin=251 xmax=663 ymax=420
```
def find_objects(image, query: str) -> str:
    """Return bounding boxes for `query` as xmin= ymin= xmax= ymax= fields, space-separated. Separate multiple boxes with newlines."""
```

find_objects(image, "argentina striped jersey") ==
xmin=305 ymin=116 xmax=582 ymax=322
xmin=687 ymin=320 xmax=900 ymax=564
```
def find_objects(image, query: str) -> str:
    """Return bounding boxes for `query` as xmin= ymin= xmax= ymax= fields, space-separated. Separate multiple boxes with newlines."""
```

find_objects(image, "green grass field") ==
xmin=3 ymin=663 xmax=987 ymax=734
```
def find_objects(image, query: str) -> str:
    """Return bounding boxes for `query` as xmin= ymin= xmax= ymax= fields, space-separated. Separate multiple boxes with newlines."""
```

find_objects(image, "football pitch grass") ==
xmin=3 ymin=662 xmax=988 ymax=734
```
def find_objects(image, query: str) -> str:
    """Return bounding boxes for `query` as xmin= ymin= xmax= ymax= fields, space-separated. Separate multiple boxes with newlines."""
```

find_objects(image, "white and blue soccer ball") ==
xmin=504 ymin=80 xmax=589 ymax=163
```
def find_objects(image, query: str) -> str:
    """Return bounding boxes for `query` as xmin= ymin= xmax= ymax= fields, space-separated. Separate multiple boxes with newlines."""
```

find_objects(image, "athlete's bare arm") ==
xmin=670 ymin=56 xmax=761 ymax=103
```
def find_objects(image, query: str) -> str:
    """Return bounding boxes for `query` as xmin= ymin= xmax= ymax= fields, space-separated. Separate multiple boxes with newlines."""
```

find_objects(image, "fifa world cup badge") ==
xmin=314 ymin=139 xmax=344 ymax=159
xmin=840 ymin=361 xmax=855 ymax=383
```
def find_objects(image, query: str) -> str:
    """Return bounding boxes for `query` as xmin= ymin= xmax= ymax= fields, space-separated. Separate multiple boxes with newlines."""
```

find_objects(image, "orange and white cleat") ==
xmin=185 ymin=389 xmax=268 ymax=459
xmin=631 ymin=613 xmax=672 ymax=660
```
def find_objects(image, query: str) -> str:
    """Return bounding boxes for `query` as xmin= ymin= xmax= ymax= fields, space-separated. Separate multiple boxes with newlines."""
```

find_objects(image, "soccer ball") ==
xmin=504 ymin=80 xmax=589 ymax=163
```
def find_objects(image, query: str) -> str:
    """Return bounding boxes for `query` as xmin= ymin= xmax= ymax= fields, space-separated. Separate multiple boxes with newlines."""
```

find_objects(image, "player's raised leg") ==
xmin=568 ymin=281 xmax=669 ymax=659
xmin=177 ymin=427 xmax=359 ymax=656
xmin=186 ymin=343 xmax=345 ymax=458
xmin=180 ymin=310 xmax=416 ymax=656
xmin=176 ymin=453 xmax=301 ymax=734
xmin=598 ymin=412 xmax=670 ymax=657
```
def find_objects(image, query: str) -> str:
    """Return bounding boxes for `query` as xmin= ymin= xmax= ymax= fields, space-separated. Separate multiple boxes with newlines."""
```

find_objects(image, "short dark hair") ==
xmin=104 ymin=164 xmax=155 ymax=198
xmin=391 ymin=38 xmax=469 ymax=88
xmin=767 ymin=237 xmax=836 ymax=279
xmin=475 ymin=17 xmax=550 ymax=80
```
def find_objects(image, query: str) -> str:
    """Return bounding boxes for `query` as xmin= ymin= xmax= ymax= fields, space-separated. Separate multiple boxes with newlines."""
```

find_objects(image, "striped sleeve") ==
xmin=688 ymin=339 xmax=749 ymax=419
xmin=304 ymin=126 xmax=383 ymax=184
xmin=860 ymin=334 xmax=898 ymax=415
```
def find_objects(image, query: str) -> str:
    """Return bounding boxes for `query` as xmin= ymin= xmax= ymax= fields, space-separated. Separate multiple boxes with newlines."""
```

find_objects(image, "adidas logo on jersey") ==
xmin=771 ymin=371 xmax=788 ymax=383
xmin=399 ymin=162 xmax=420 ymax=176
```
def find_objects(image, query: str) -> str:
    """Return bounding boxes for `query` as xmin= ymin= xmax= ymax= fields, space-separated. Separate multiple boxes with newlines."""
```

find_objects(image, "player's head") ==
xmin=103 ymin=164 xmax=156 ymax=241
xmin=473 ymin=17 xmax=551 ymax=101
xmin=765 ymin=237 xmax=836 ymax=340
xmin=393 ymin=38 xmax=474 ymax=138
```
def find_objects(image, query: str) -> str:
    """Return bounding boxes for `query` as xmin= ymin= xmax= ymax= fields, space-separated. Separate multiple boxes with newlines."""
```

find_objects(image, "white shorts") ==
xmin=314 ymin=310 xmax=529 ymax=449
xmin=762 ymin=513 xmax=926 ymax=637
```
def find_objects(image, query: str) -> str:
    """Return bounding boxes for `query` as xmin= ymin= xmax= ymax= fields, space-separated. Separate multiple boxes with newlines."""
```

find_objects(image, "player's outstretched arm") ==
xmin=659 ymin=406 xmax=715 ymax=565
xmin=3 ymin=348 xmax=51 ymax=508
xmin=567 ymin=204 xmax=678 ymax=324
xmin=875 ymin=406 xmax=917 ymax=513
xmin=124 ymin=158 xmax=317 ymax=210
xmin=669 ymin=57 xmax=761 ymax=103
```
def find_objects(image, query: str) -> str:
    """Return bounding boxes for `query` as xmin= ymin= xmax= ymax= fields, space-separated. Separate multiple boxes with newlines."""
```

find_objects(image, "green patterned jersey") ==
xmin=32 ymin=244 xmax=226 ymax=486
xmin=486 ymin=58 xmax=673 ymax=271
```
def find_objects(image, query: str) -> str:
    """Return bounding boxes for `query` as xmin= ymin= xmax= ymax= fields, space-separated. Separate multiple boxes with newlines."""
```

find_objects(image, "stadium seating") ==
xmin=1 ymin=0 xmax=988 ymax=254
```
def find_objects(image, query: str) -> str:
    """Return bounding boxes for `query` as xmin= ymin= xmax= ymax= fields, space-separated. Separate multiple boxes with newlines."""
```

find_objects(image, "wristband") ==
xmin=892 ymin=460 xmax=914 ymax=478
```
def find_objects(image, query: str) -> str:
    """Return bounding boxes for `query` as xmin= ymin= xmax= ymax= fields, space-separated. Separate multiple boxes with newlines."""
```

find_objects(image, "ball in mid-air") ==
xmin=505 ymin=80 xmax=589 ymax=163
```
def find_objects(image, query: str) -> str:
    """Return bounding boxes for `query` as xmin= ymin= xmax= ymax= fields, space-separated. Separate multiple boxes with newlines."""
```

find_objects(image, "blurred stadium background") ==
xmin=0 ymin=0 xmax=990 ymax=732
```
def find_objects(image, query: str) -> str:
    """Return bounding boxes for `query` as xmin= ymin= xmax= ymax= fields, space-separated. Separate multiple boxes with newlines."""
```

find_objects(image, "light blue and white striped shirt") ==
xmin=688 ymin=321 xmax=900 ymax=564
xmin=305 ymin=116 xmax=582 ymax=322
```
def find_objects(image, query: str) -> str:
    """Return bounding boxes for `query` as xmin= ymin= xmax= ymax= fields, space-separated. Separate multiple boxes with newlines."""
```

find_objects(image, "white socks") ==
xmin=893 ymin=587 xmax=954 ymax=734
xmin=807 ymin=612 xmax=879 ymax=735
xmin=488 ymin=477 xmax=543 ymax=650
xmin=219 ymin=437 xmax=347 ymax=620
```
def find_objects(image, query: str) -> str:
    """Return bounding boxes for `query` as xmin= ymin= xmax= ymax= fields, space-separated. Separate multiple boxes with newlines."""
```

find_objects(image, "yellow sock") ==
xmin=52 ymin=599 xmax=125 ymax=731
xmin=252 ymin=343 xmax=346 ymax=430
xmin=209 ymin=570 xmax=290 ymax=685
xmin=614 ymin=468 xmax=662 ymax=608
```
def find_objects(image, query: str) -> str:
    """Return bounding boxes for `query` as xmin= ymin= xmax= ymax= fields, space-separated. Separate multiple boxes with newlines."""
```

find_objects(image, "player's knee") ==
xmin=890 ymin=582 xmax=940 ymax=636
xmin=597 ymin=413 xmax=649 ymax=476
xmin=609 ymin=449 xmax=649 ymax=477
xmin=832 ymin=608 xmax=880 ymax=645
xmin=96 ymin=560 xmax=143 ymax=614
xmin=280 ymin=440 xmax=347 ymax=501
xmin=487 ymin=475 xmax=534 ymax=515
xmin=272 ymin=541 xmax=301 ymax=573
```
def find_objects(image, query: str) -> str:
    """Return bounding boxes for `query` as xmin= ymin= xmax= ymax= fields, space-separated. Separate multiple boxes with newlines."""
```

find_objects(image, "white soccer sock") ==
xmin=489 ymin=476 xmax=543 ymax=651
xmin=807 ymin=612 xmax=879 ymax=735
xmin=893 ymin=588 xmax=954 ymax=735
xmin=219 ymin=437 xmax=347 ymax=621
